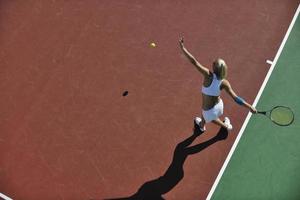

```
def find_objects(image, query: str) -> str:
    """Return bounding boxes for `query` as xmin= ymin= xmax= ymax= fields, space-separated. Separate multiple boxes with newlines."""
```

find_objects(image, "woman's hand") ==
xmin=250 ymin=106 xmax=257 ymax=114
xmin=179 ymin=37 xmax=184 ymax=48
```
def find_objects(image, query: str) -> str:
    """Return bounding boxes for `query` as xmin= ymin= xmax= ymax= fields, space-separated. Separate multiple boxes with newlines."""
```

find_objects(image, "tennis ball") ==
xmin=150 ymin=42 xmax=156 ymax=47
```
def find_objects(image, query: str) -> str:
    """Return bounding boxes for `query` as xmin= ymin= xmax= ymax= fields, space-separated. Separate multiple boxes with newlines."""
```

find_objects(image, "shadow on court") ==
xmin=102 ymin=124 xmax=228 ymax=200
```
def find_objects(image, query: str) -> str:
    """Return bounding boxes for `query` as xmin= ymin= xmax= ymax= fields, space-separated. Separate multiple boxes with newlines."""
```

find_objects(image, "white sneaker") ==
xmin=195 ymin=117 xmax=206 ymax=132
xmin=224 ymin=117 xmax=233 ymax=131
xmin=195 ymin=117 xmax=201 ymax=125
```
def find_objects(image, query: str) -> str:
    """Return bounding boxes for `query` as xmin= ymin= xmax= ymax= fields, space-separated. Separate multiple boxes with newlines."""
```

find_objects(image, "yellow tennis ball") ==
xmin=150 ymin=42 xmax=156 ymax=47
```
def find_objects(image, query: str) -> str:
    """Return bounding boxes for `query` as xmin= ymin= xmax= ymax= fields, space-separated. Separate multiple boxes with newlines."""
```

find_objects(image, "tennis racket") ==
xmin=257 ymin=106 xmax=294 ymax=126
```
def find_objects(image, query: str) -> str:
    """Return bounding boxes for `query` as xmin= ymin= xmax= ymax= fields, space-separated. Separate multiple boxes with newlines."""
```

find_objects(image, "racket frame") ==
xmin=257 ymin=106 xmax=294 ymax=126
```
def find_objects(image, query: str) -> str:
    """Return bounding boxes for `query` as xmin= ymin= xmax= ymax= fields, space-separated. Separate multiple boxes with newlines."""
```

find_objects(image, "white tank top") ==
xmin=202 ymin=73 xmax=222 ymax=96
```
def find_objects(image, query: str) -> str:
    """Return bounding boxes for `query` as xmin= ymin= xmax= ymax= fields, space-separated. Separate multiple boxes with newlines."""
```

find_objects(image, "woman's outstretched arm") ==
xmin=179 ymin=37 xmax=210 ymax=78
xmin=222 ymin=79 xmax=257 ymax=113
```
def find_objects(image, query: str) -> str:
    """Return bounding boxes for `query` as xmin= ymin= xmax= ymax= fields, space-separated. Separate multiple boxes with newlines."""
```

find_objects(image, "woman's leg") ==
xmin=200 ymin=114 xmax=206 ymax=131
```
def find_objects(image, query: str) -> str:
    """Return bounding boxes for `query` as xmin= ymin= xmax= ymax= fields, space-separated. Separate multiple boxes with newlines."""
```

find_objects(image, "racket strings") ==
xmin=270 ymin=107 xmax=294 ymax=126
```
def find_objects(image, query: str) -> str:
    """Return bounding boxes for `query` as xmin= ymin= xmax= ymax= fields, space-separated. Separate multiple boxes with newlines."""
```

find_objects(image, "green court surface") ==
xmin=208 ymin=5 xmax=300 ymax=200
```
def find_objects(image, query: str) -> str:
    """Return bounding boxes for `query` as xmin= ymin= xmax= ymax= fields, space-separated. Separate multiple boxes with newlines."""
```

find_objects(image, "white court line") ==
xmin=0 ymin=193 xmax=13 ymax=200
xmin=206 ymin=4 xmax=300 ymax=200
xmin=266 ymin=59 xmax=273 ymax=65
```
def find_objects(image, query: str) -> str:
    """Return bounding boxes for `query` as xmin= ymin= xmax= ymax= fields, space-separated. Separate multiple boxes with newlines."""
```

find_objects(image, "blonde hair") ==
xmin=213 ymin=58 xmax=227 ymax=80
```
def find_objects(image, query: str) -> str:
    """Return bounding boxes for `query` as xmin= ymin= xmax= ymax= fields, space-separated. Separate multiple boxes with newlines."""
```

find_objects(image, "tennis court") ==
xmin=0 ymin=1 xmax=299 ymax=200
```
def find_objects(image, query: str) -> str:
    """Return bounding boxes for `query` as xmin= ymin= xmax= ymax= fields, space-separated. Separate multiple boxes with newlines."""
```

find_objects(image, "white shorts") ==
xmin=202 ymin=99 xmax=224 ymax=122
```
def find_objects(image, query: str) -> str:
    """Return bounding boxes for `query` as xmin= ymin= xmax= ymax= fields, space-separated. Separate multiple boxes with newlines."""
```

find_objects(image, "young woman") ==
xmin=179 ymin=37 xmax=257 ymax=132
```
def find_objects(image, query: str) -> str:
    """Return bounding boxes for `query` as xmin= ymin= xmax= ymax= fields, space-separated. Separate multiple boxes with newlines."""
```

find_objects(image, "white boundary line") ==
xmin=0 ymin=193 xmax=13 ymax=200
xmin=266 ymin=59 xmax=273 ymax=65
xmin=206 ymin=4 xmax=300 ymax=200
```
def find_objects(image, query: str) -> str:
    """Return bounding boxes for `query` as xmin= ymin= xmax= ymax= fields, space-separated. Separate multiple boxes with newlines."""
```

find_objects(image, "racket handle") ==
xmin=257 ymin=111 xmax=266 ymax=115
